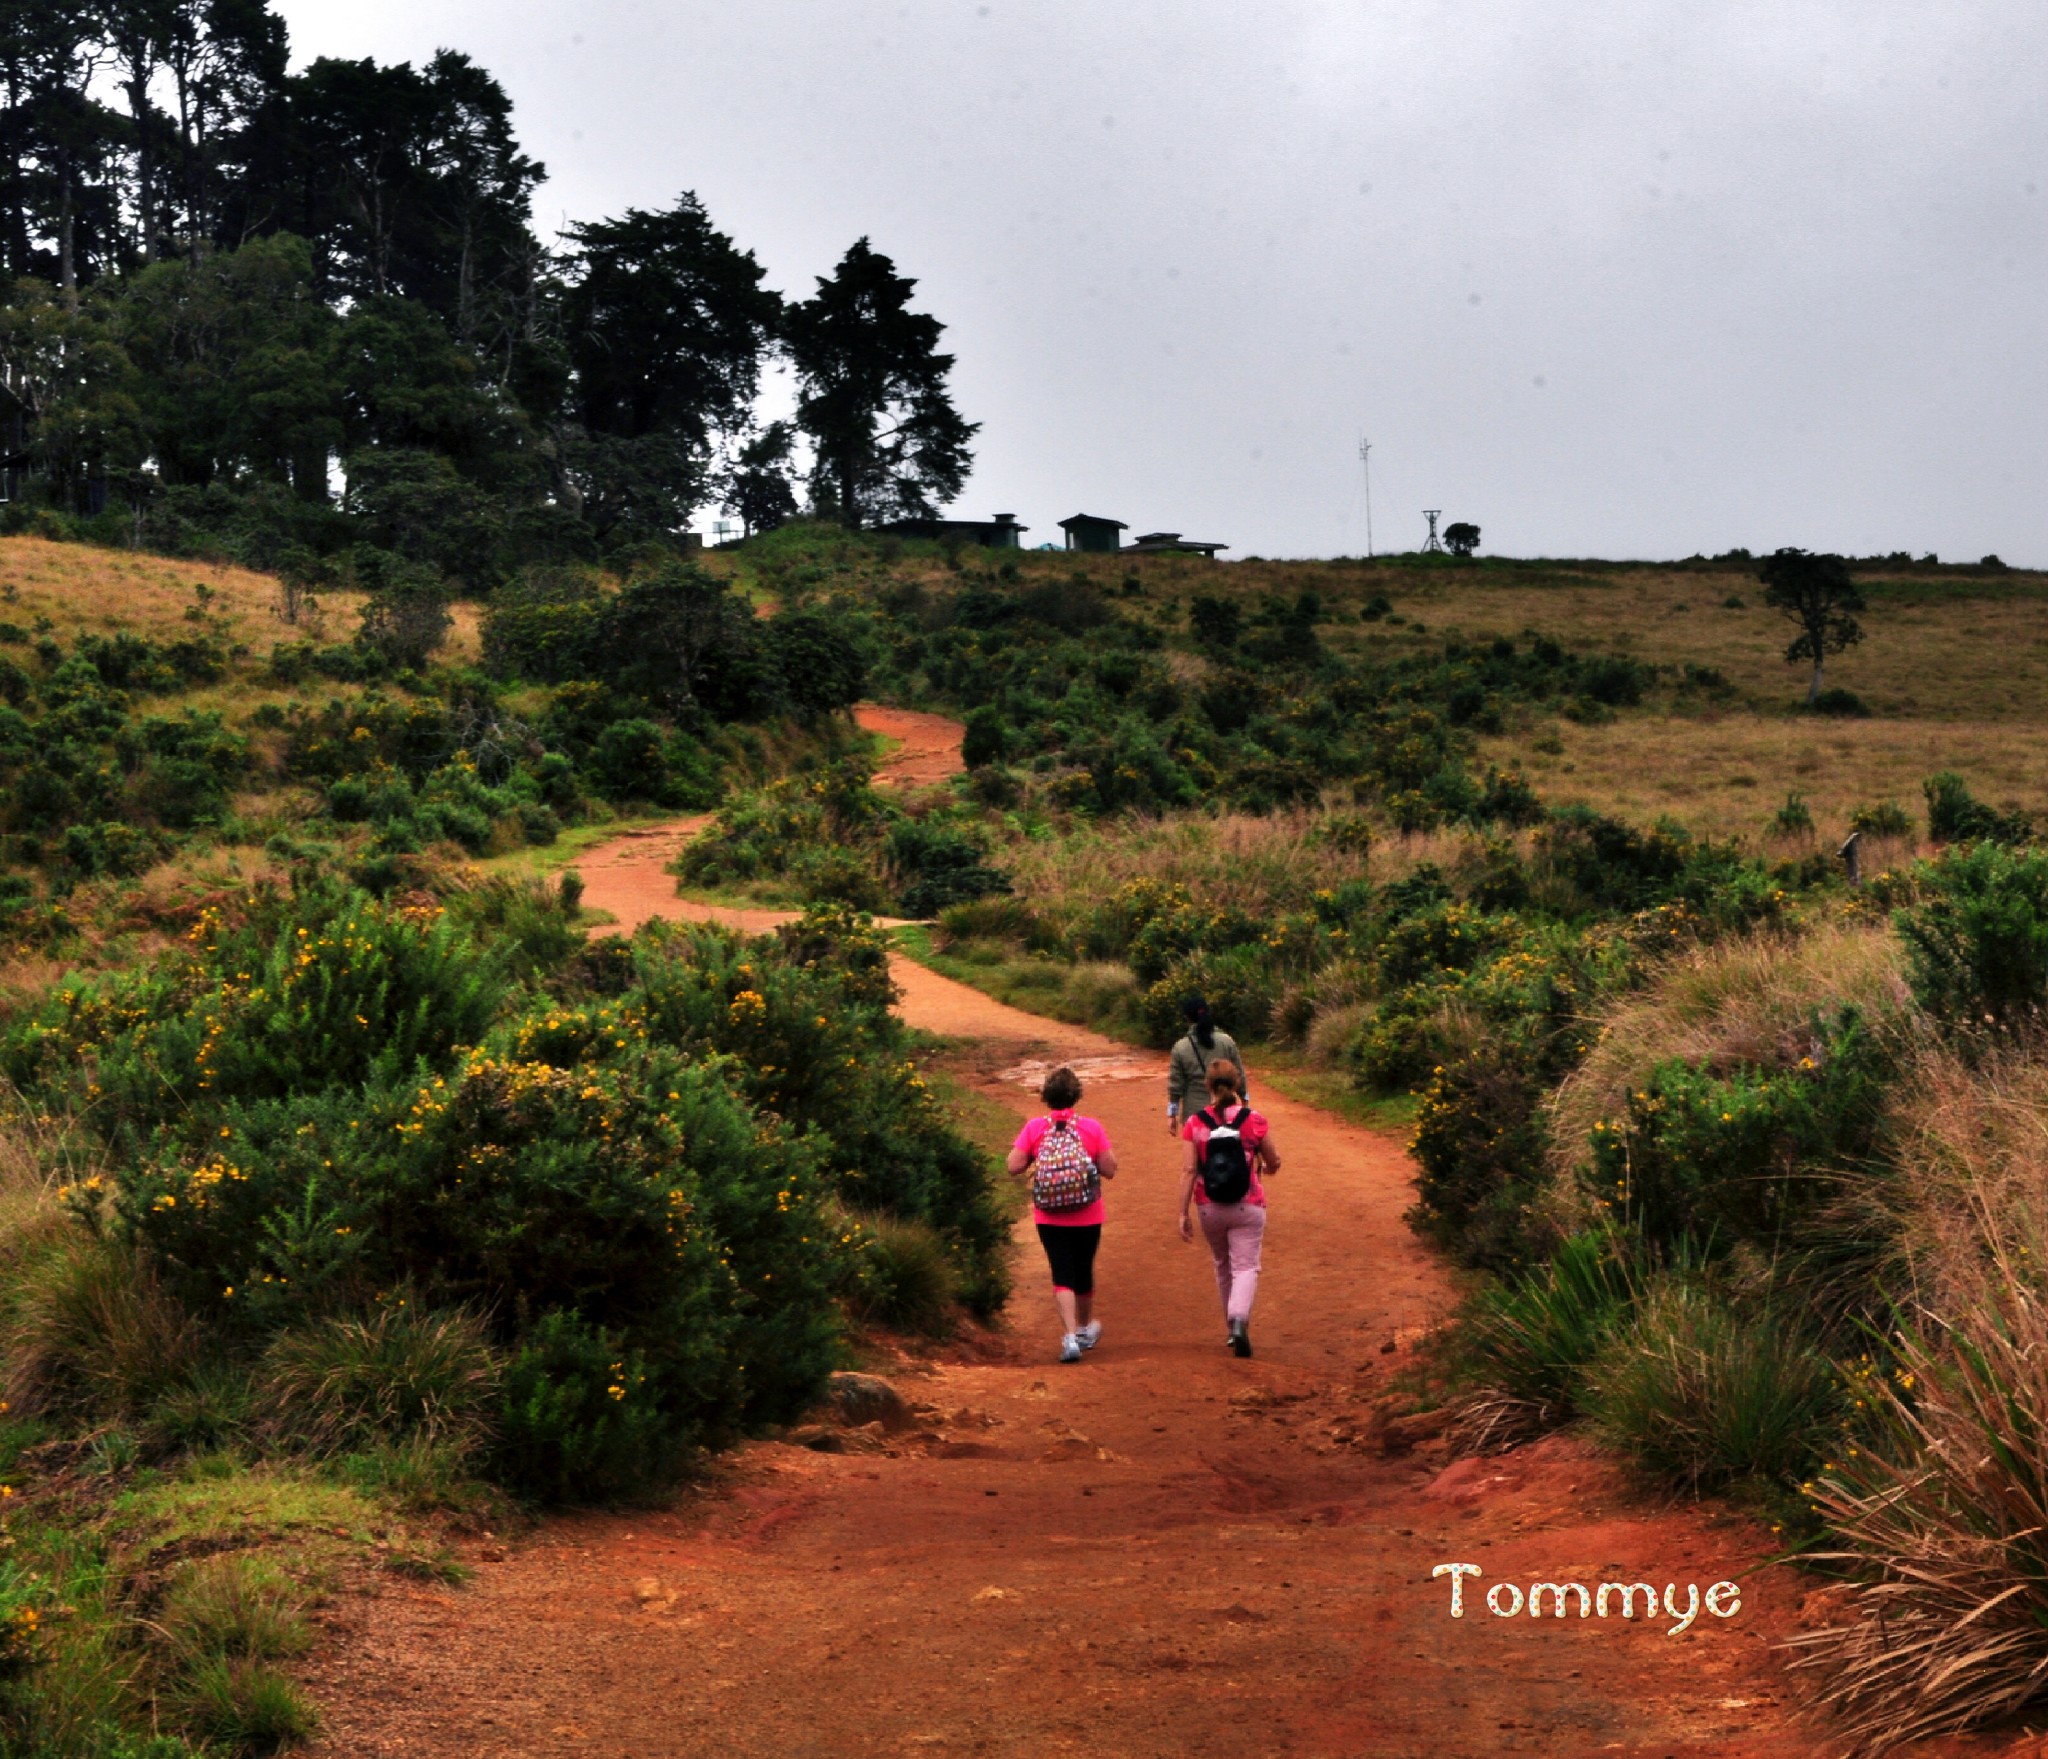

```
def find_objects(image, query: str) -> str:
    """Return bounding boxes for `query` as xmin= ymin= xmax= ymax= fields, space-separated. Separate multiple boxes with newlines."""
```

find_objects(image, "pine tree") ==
xmin=784 ymin=237 xmax=975 ymax=529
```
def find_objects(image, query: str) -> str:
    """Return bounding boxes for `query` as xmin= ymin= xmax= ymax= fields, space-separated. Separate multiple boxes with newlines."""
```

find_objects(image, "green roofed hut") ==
xmin=1058 ymin=513 xmax=1127 ymax=553
xmin=1124 ymin=531 xmax=1228 ymax=557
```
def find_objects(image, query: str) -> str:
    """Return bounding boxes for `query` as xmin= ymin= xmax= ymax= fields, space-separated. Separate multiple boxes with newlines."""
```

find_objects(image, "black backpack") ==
xmin=1197 ymin=1104 xmax=1255 ymax=1204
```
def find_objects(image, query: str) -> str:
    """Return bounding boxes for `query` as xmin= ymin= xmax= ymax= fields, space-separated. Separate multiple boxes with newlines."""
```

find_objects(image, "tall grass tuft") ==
xmin=1448 ymin=1230 xmax=1635 ymax=1451
xmin=1793 ymin=1049 xmax=2048 ymax=1751
xmin=848 ymin=1216 xmax=958 ymax=1336
xmin=2 ymin=1229 xmax=200 ymax=1419
xmin=256 ymin=1306 xmax=499 ymax=1458
xmin=171 ymin=1655 xmax=319 ymax=1753
xmin=159 ymin=1557 xmax=311 ymax=1665
xmin=1583 ymin=1278 xmax=1840 ymax=1490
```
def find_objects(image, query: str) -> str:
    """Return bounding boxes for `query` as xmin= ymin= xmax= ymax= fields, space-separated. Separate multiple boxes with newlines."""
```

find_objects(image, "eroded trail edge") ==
xmin=307 ymin=704 xmax=1843 ymax=1759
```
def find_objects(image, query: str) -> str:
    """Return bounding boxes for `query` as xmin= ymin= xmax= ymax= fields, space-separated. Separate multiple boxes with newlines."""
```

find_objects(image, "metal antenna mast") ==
xmin=1357 ymin=436 xmax=1374 ymax=558
xmin=1422 ymin=509 xmax=1444 ymax=554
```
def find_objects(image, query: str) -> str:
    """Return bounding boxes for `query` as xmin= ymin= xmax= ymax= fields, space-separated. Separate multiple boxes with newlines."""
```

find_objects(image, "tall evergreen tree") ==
xmin=560 ymin=193 xmax=779 ymax=447
xmin=265 ymin=51 xmax=541 ymax=323
xmin=784 ymin=237 xmax=975 ymax=529
xmin=113 ymin=232 xmax=338 ymax=492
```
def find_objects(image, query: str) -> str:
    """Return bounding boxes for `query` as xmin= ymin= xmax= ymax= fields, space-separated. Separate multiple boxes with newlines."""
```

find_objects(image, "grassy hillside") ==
xmin=707 ymin=527 xmax=2048 ymax=848
xmin=889 ymin=545 xmax=2048 ymax=846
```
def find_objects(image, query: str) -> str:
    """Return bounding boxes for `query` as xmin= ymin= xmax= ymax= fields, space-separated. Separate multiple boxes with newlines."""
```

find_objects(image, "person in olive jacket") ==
xmin=1166 ymin=996 xmax=1247 ymax=1136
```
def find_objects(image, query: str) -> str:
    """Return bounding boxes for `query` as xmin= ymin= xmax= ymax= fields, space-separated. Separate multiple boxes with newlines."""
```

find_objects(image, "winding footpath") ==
xmin=303 ymin=706 xmax=1985 ymax=1759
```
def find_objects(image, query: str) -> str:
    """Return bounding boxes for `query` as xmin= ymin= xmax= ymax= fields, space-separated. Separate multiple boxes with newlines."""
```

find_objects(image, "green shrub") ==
xmin=1141 ymin=944 xmax=1280 ymax=1045
xmin=1924 ymin=769 xmax=2032 ymax=846
xmin=1584 ymin=1011 xmax=1888 ymax=1252
xmin=1773 ymin=792 xmax=1814 ymax=836
xmin=1409 ymin=1045 xmax=1548 ymax=1269
xmin=960 ymin=704 xmax=1006 ymax=768
xmin=1372 ymin=902 xmax=1519 ymax=989
xmin=1849 ymin=800 xmax=1914 ymax=838
xmin=493 ymin=1309 xmax=688 ymax=1504
xmin=5 ymin=879 xmax=1000 ymax=1503
xmin=887 ymin=819 xmax=1010 ymax=919
xmin=790 ymin=844 xmax=890 ymax=910
xmin=1585 ymin=1280 xmax=1840 ymax=1489
xmin=1353 ymin=985 xmax=1465 ymax=1092
xmin=627 ymin=922 xmax=1008 ymax=1299
xmin=1810 ymin=686 xmax=1870 ymax=717
xmin=1897 ymin=842 xmax=2048 ymax=1031
xmin=8 ymin=884 xmax=507 ymax=1126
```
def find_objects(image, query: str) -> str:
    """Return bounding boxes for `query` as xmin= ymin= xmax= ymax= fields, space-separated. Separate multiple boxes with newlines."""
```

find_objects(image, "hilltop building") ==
xmin=876 ymin=512 xmax=1027 ymax=548
xmin=1125 ymin=531 xmax=1228 ymax=557
xmin=1059 ymin=513 xmax=1128 ymax=553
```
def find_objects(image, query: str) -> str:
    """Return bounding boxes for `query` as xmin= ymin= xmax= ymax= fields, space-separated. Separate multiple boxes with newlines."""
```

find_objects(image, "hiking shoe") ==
xmin=1059 ymin=1334 xmax=1083 ymax=1364
xmin=1077 ymin=1321 xmax=1102 ymax=1351
xmin=1229 ymin=1320 xmax=1253 ymax=1359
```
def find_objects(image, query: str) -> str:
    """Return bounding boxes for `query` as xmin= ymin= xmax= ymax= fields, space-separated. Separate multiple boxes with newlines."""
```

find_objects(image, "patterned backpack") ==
xmin=1031 ymin=1117 xmax=1101 ymax=1213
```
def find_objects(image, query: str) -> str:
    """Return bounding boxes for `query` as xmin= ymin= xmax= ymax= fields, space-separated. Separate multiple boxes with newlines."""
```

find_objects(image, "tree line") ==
xmin=0 ymin=0 xmax=974 ymax=575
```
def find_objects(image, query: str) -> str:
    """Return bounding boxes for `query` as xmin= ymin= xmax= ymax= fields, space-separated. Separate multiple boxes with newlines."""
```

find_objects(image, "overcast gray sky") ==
xmin=277 ymin=0 xmax=2045 ymax=563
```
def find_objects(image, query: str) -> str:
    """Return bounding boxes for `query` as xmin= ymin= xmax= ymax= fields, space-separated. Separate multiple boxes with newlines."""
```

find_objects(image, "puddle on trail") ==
xmin=992 ymin=1054 xmax=1163 ymax=1087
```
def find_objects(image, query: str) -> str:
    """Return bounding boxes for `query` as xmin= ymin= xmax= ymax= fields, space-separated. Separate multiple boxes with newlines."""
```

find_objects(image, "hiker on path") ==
xmin=1177 ymin=1058 xmax=1281 ymax=1359
xmin=1166 ymin=996 xmax=1246 ymax=1136
xmin=1007 ymin=1065 xmax=1119 ymax=1364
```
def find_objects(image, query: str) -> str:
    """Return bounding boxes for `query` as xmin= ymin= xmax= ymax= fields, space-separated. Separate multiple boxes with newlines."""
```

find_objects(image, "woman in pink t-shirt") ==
xmin=1177 ymin=1058 xmax=1281 ymax=1358
xmin=1006 ymin=1065 xmax=1119 ymax=1364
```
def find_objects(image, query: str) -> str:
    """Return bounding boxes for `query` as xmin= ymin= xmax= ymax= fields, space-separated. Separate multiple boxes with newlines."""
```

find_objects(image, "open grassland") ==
xmin=1484 ymin=713 xmax=2048 ymax=847
xmin=0 ymin=536 xmax=485 ymax=666
xmin=1074 ymin=550 xmax=2048 ymax=846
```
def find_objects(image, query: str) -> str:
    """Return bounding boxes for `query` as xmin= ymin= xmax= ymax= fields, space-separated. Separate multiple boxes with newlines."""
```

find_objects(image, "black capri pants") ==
xmin=1035 ymin=1222 xmax=1102 ymax=1295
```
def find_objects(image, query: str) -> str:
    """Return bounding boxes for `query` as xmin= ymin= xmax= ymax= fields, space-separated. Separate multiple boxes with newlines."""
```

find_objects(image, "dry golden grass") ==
xmin=1483 ymin=714 xmax=2048 ymax=846
xmin=0 ymin=536 xmax=483 ymax=666
xmin=1351 ymin=566 xmax=2048 ymax=721
xmin=996 ymin=809 xmax=1369 ymax=929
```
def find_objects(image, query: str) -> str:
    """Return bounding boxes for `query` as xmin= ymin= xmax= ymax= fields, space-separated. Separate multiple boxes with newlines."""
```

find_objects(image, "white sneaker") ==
xmin=1077 ymin=1321 xmax=1102 ymax=1351
xmin=1059 ymin=1334 xmax=1083 ymax=1364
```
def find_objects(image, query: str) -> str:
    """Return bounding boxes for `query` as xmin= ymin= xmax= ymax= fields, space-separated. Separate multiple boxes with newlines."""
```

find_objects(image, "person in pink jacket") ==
xmin=1006 ymin=1065 xmax=1119 ymax=1364
xmin=1177 ymin=1058 xmax=1281 ymax=1358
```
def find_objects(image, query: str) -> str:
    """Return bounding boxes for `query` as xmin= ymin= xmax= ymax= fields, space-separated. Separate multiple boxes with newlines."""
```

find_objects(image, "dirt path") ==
xmin=303 ymin=707 xmax=1937 ymax=1759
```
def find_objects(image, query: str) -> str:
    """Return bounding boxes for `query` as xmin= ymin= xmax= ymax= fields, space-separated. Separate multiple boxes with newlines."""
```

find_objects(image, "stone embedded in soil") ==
xmin=821 ymin=1371 xmax=913 ymax=1432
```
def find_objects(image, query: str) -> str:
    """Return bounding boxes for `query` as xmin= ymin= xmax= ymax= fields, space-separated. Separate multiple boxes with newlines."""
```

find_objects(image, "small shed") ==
xmin=1125 ymin=531 xmax=1228 ymax=558
xmin=877 ymin=513 xmax=1028 ymax=548
xmin=1058 ymin=513 xmax=1128 ymax=554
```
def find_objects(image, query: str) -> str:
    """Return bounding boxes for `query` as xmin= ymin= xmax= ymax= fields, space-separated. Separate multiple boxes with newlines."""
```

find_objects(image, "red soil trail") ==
xmin=304 ymin=706 xmax=1974 ymax=1759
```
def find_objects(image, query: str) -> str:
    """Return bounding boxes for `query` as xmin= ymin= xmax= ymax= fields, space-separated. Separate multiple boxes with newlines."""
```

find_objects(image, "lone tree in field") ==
xmin=1444 ymin=521 xmax=1481 ymax=557
xmin=1759 ymin=547 xmax=1864 ymax=705
xmin=785 ymin=238 xmax=977 ymax=528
